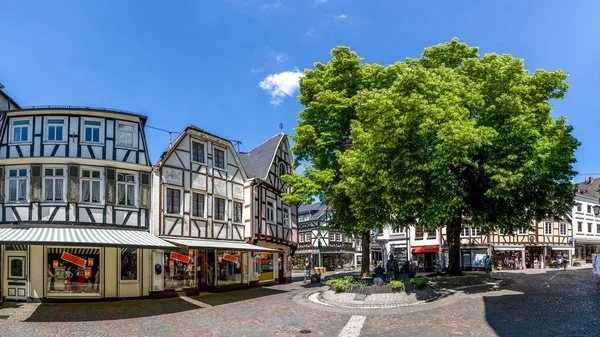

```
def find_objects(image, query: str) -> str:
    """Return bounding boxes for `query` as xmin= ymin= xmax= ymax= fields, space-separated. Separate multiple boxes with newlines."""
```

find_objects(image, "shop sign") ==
xmin=61 ymin=251 xmax=86 ymax=267
xmin=170 ymin=251 xmax=191 ymax=263
xmin=223 ymin=253 xmax=238 ymax=263
xmin=87 ymin=258 xmax=94 ymax=267
xmin=52 ymin=260 xmax=59 ymax=269
xmin=169 ymin=259 xmax=175 ymax=269
xmin=84 ymin=269 xmax=91 ymax=279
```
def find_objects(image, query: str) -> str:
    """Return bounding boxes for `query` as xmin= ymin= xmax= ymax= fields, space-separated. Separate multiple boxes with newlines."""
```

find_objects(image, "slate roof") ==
xmin=575 ymin=177 xmax=600 ymax=200
xmin=239 ymin=133 xmax=284 ymax=180
xmin=298 ymin=201 xmax=327 ymax=222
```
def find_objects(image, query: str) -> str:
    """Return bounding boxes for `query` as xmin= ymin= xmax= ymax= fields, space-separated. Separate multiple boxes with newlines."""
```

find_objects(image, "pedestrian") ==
xmin=485 ymin=255 xmax=492 ymax=275
xmin=557 ymin=253 xmax=563 ymax=270
xmin=303 ymin=258 xmax=311 ymax=283
xmin=386 ymin=254 xmax=399 ymax=281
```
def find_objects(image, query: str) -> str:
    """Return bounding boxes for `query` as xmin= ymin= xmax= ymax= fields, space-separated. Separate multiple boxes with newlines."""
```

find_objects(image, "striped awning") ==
xmin=0 ymin=227 xmax=176 ymax=249
xmin=164 ymin=238 xmax=279 ymax=252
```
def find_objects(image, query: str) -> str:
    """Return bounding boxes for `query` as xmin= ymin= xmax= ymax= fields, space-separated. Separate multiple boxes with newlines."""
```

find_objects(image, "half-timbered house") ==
xmin=0 ymin=106 xmax=174 ymax=301
xmin=440 ymin=224 xmax=490 ymax=271
xmin=151 ymin=125 xmax=277 ymax=294
xmin=239 ymin=133 xmax=298 ymax=283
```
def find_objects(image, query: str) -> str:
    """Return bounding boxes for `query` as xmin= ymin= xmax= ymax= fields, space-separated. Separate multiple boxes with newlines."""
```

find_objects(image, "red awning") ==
xmin=412 ymin=246 xmax=439 ymax=254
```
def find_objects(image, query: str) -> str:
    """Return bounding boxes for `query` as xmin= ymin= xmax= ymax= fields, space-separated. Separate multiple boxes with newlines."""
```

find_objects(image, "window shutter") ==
xmin=0 ymin=167 xmax=4 ymax=203
xmin=106 ymin=168 xmax=116 ymax=205
xmin=67 ymin=165 xmax=79 ymax=203
xmin=140 ymin=172 xmax=150 ymax=209
xmin=31 ymin=165 xmax=42 ymax=202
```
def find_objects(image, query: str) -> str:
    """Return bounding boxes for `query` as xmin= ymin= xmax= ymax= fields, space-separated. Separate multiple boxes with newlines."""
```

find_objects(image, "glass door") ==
xmin=5 ymin=252 xmax=27 ymax=301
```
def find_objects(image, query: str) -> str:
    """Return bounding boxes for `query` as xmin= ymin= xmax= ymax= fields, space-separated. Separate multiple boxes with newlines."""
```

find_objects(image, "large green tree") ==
xmin=338 ymin=39 xmax=580 ymax=274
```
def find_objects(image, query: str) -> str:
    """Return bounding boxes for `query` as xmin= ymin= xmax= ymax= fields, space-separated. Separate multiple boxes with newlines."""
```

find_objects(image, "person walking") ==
xmin=557 ymin=253 xmax=563 ymax=270
xmin=485 ymin=255 xmax=492 ymax=275
xmin=303 ymin=258 xmax=311 ymax=283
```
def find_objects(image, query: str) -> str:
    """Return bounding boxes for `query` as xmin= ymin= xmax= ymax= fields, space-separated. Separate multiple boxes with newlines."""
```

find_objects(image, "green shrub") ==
xmin=388 ymin=280 xmax=405 ymax=291
xmin=326 ymin=277 xmax=354 ymax=292
xmin=409 ymin=276 xmax=429 ymax=287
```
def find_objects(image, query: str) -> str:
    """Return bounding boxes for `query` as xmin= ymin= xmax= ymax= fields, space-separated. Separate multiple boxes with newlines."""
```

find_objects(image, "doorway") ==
xmin=278 ymin=253 xmax=285 ymax=284
xmin=5 ymin=251 xmax=27 ymax=301
xmin=197 ymin=252 xmax=207 ymax=288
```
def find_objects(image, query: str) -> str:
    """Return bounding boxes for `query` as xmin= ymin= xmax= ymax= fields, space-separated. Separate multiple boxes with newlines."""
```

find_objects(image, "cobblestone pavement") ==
xmin=0 ymin=269 xmax=598 ymax=337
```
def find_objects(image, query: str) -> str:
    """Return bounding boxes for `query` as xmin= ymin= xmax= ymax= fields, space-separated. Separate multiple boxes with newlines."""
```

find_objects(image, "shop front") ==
xmin=492 ymin=245 xmax=525 ymax=270
xmin=0 ymin=227 xmax=176 ymax=301
xmin=321 ymin=252 xmax=354 ymax=271
xmin=411 ymin=246 xmax=439 ymax=272
xmin=574 ymin=243 xmax=600 ymax=264
xmin=547 ymin=246 xmax=574 ymax=268
xmin=460 ymin=247 xmax=489 ymax=271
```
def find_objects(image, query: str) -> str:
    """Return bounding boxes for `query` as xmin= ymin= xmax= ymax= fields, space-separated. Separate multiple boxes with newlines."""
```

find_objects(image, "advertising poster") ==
xmin=169 ymin=259 xmax=175 ymax=269
xmin=61 ymin=251 xmax=86 ymax=267
xmin=170 ymin=251 xmax=190 ymax=263
xmin=87 ymin=258 xmax=94 ymax=267
xmin=52 ymin=260 xmax=59 ymax=269
xmin=472 ymin=252 xmax=487 ymax=268
xmin=84 ymin=269 xmax=91 ymax=279
xmin=223 ymin=253 xmax=238 ymax=263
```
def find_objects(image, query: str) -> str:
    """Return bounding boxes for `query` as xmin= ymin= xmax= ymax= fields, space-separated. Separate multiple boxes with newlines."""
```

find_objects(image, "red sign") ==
xmin=170 ymin=251 xmax=190 ymax=263
xmin=186 ymin=264 xmax=193 ymax=272
xmin=87 ymin=258 xmax=94 ymax=267
xmin=61 ymin=252 xmax=86 ymax=267
xmin=188 ymin=249 xmax=194 ymax=257
xmin=52 ymin=260 xmax=59 ymax=269
xmin=169 ymin=259 xmax=174 ymax=269
xmin=223 ymin=253 xmax=238 ymax=263
xmin=84 ymin=269 xmax=91 ymax=279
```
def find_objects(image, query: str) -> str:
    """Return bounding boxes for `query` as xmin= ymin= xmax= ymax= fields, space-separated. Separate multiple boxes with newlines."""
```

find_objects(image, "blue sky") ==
xmin=1 ymin=0 xmax=599 ymax=180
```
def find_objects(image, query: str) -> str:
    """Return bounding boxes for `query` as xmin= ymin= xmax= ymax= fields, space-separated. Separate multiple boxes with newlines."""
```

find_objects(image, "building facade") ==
xmin=440 ymin=224 xmax=490 ymax=271
xmin=374 ymin=227 xmax=409 ymax=271
xmin=408 ymin=225 xmax=441 ymax=272
xmin=572 ymin=178 xmax=600 ymax=264
xmin=0 ymin=106 xmax=174 ymax=301
xmin=240 ymin=133 xmax=298 ymax=284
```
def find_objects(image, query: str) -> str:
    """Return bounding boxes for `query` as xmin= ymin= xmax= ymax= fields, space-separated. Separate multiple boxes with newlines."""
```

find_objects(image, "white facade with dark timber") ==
xmin=0 ymin=106 xmax=174 ymax=302
xmin=240 ymin=133 xmax=298 ymax=283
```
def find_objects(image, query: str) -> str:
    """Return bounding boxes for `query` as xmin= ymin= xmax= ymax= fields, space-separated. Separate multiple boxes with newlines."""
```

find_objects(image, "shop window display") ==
xmin=217 ymin=250 xmax=242 ymax=285
xmin=47 ymin=248 xmax=100 ymax=294
xmin=164 ymin=249 xmax=196 ymax=289
xmin=258 ymin=253 xmax=274 ymax=281
xmin=121 ymin=248 xmax=138 ymax=281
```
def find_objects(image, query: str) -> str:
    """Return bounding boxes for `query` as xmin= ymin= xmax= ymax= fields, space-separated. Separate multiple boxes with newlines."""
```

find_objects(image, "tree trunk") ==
xmin=447 ymin=216 xmax=462 ymax=275
xmin=360 ymin=231 xmax=371 ymax=278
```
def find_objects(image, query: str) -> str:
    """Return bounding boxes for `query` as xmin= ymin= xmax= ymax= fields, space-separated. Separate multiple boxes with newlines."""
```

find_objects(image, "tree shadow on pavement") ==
xmin=194 ymin=287 xmax=289 ymax=306
xmin=24 ymin=297 xmax=200 ymax=322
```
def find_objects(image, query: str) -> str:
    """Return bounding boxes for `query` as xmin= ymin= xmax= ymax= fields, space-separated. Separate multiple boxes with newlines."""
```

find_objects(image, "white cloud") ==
xmin=330 ymin=13 xmax=347 ymax=19
xmin=259 ymin=69 xmax=304 ymax=105
xmin=316 ymin=0 xmax=328 ymax=3
xmin=274 ymin=53 xmax=287 ymax=63
xmin=261 ymin=0 xmax=283 ymax=9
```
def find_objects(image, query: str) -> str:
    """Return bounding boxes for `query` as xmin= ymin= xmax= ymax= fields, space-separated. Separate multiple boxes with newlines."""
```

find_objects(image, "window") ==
xmin=120 ymin=248 xmax=138 ymax=281
xmin=43 ymin=168 xmax=65 ymax=202
xmin=81 ymin=169 xmax=102 ymax=203
xmin=588 ymin=205 xmax=592 ymax=213
xmin=266 ymin=201 xmax=275 ymax=223
xmin=45 ymin=119 xmax=65 ymax=142
xmin=517 ymin=227 xmax=528 ymax=235
xmin=577 ymin=203 xmax=582 ymax=212
xmin=426 ymin=227 xmax=436 ymax=238
xmin=329 ymin=232 xmax=335 ymax=241
xmin=283 ymin=207 xmax=290 ymax=227
xmin=117 ymin=173 xmax=136 ymax=206
xmin=335 ymin=233 xmax=342 ymax=241
xmin=391 ymin=228 xmax=401 ymax=234
xmin=279 ymin=163 xmax=287 ymax=177
xmin=597 ymin=223 xmax=600 ymax=234
xmin=544 ymin=222 xmax=553 ymax=235
xmin=415 ymin=225 xmax=424 ymax=240
xmin=11 ymin=119 xmax=30 ymax=143
xmin=192 ymin=142 xmax=205 ymax=163
xmin=233 ymin=201 xmax=243 ymax=223
xmin=164 ymin=249 xmax=196 ymax=289
xmin=166 ymin=188 xmax=181 ymax=214
xmin=47 ymin=248 xmax=100 ymax=295
xmin=559 ymin=223 xmax=567 ymax=236
xmin=7 ymin=168 xmax=28 ymax=202
xmin=299 ymin=233 xmax=304 ymax=243
xmin=215 ymin=197 xmax=226 ymax=221
xmin=83 ymin=120 xmax=102 ymax=143
xmin=117 ymin=123 xmax=134 ymax=147
xmin=578 ymin=222 xmax=583 ymax=232
xmin=588 ymin=222 xmax=593 ymax=233
xmin=460 ymin=226 xmax=470 ymax=237
xmin=214 ymin=148 xmax=225 ymax=169
xmin=471 ymin=227 xmax=480 ymax=236
xmin=192 ymin=192 xmax=204 ymax=217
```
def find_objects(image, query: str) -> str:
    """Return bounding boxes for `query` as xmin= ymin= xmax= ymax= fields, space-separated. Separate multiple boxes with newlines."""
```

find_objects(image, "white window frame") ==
xmin=233 ymin=201 xmax=243 ymax=224
xmin=116 ymin=121 xmax=137 ymax=148
xmin=517 ymin=227 xmax=528 ymax=235
xmin=214 ymin=197 xmax=227 ymax=221
xmin=471 ymin=227 xmax=480 ymax=237
xmin=10 ymin=118 xmax=32 ymax=144
xmin=191 ymin=191 xmax=206 ymax=218
xmin=544 ymin=221 xmax=553 ymax=236
xmin=329 ymin=232 xmax=335 ymax=242
xmin=559 ymin=222 xmax=567 ymax=236
xmin=577 ymin=221 xmax=583 ymax=233
xmin=6 ymin=167 xmax=29 ymax=203
xmin=191 ymin=139 xmax=206 ymax=164
xmin=165 ymin=186 xmax=182 ymax=215
xmin=213 ymin=147 xmax=227 ymax=170
xmin=42 ymin=166 xmax=66 ymax=203
xmin=82 ymin=118 xmax=104 ymax=144
xmin=335 ymin=233 xmax=342 ymax=241
xmin=80 ymin=167 xmax=104 ymax=204
xmin=588 ymin=222 xmax=593 ymax=233
xmin=116 ymin=171 xmax=137 ymax=207
xmin=576 ymin=203 xmax=582 ymax=212
xmin=266 ymin=200 xmax=275 ymax=223
xmin=587 ymin=205 xmax=592 ymax=214
xmin=44 ymin=117 xmax=67 ymax=143
xmin=460 ymin=226 xmax=470 ymax=237
xmin=299 ymin=233 xmax=305 ymax=243
xmin=282 ymin=206 xmax=291 ymax=228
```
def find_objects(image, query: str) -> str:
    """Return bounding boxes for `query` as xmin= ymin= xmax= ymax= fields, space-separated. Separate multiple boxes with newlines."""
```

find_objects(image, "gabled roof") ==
xmin=0 ymin=87 xmax=21 ymax=109
xmin=239 ymin=133 xmax=285 ymax=180
xmin=298 ymin=201 xmax=327 ymax=222
xmin=575 ymin=177 xmax=600 ymax=200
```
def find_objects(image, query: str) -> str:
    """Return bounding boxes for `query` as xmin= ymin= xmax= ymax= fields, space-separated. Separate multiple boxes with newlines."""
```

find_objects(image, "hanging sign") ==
xmin=223 ymin=253 xmax=238 ymax=263
xmin=84 ymin=269 xmax=91 ymax=279
xmin=169 ymin=259 xmax=175 ymax=269
xmin=61 ymin=252 xmax=86 ymax=267
xmin=170 ymin=251 xmax=190 ymax=263
xmin=52 ymin=260 xmax=59 ymax=269
xmin=87 ymin=258 xmax=94 ymax=267
xmin=186 ymin=264 xmax=194 ymax=272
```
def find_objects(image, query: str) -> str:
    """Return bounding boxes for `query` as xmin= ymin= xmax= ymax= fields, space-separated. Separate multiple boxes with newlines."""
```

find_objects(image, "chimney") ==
xmin=589 ymin=177 xmax=594 ymax=184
